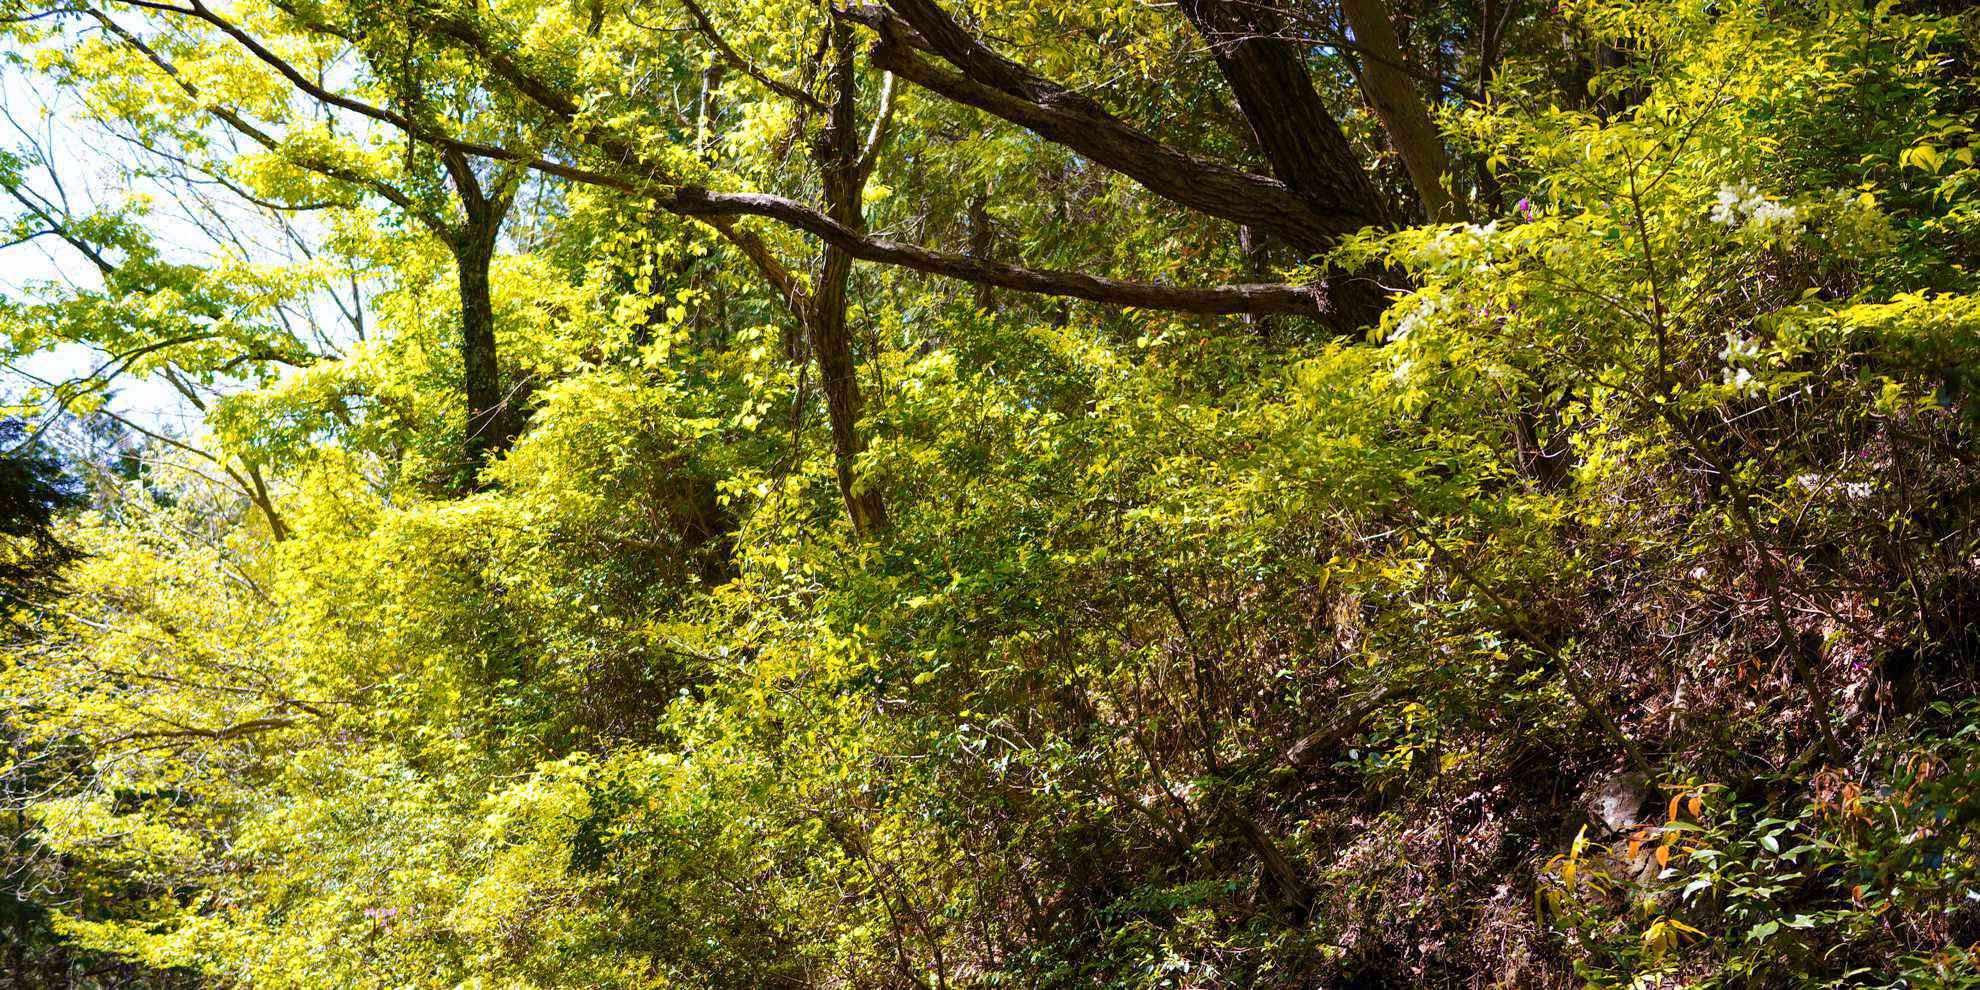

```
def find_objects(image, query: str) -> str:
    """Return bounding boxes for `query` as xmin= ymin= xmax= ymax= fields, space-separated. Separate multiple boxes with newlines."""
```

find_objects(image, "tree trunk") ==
xmin=1176 ymin=0 xmax=1397 ymax=327
xmin=439 ymin=147 xmax=524 ymax=491
xmin=1238 ymin=225 xmax=1279 ymax=342
xmin=805 ymin=296 xmax=887 ymax=535
xmin=1339 ymin=0 xmax=1459 ymax=222
xmin=1178 ymin=0 xmax=1391 ymax=234
xmin=454 ymin=222 xmax=516 ymax=486
xmin=967 ymin=192 xmax=998 ymax=313
xmin=810 ymin=21 xmax=889 ymax=535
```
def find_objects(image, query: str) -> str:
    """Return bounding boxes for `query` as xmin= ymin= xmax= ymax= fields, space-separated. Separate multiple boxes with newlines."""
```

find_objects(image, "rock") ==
xmin=1587 ymin=773 xmax=1651 ymax=836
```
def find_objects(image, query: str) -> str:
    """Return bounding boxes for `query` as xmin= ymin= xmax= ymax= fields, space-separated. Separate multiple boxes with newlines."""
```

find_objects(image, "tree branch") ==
xmin=676 ymin=0 xmax=828 ymax=110
xmin=666 ymin=191 xmax=1332 ymax=316
xmin=842 ymin=0 xmax=1356 ymax=256
xmin=90 ymin=9 xmax=447 ymax=232
xmin=166 ymin=5 xmax=1349 ymax=322
xmin=421 ymin=15 xmax=1349 ymax=321
xmin=112 ymin=0 xmax=518 ymax=164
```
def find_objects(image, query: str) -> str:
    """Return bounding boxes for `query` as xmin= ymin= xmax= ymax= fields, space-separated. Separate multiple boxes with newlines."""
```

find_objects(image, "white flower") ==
xmin=1411 ymin=221 xmax=1501 ymax=270
xmin=1794 ymin=474 xmax=1874 ymax=499
xmin=1721 ymin=333 xmax=1763 ymax=364
xmin=1389 ymin=296 xmax=1440 ymax=342
xmin=1749 ymin=199 xmax=1800 ymax=230
xmin=1709 ymin=182 xmax=1799 ymax=233
xmin=1711 ymin=183 xmax=1753 ymax=225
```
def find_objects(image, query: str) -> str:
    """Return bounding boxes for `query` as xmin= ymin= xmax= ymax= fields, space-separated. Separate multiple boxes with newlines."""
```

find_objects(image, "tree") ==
xmin=77 ymin=1 xmax=540 ymax=486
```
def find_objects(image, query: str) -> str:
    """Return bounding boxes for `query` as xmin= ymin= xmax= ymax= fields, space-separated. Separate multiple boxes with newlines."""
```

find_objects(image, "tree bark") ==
xmin=809 ymin=20 xmax=890 ymax=535
xmin=1177 ymin=0 xmax=1392 ymax=233
xmin=1339 ymin=0 xmax=1459 ymax=222
xmin=453 ymin=224 xmax=511 ymax=485
xmin=1170 ymin=0 xmax=1397 ymax=325
xmin=856 ymin=20 xmax=1326 ymax=252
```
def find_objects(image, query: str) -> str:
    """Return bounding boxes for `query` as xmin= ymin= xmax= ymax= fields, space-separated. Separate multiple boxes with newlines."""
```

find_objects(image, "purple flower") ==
xmin=1516 ymin=198 xmax=1535 ymax=219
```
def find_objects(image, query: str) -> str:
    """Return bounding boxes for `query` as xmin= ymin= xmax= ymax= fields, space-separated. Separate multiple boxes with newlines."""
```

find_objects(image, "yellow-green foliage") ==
xmin=2 ymin=1 xmax=1979 ymax=988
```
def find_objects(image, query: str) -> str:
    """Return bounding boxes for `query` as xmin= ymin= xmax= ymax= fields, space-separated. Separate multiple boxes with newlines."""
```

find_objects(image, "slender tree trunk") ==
xmin=1239 ymin=225 xmax=1279 ymax=343
xmin=967 ymin=192 xmax=998 ymax=314
xmin=694 ymin=60 xmax=726 ymax=157
xmin=805 ymin=294 xmax=887 ymax=535
xmin=1472 ymin=0 xmax=1508 ymax=214
xmin=454 ymin=221 xmax=516 ymax=486
xmin=810 ymin=21 xmax=889 ymax=535
xmin=241 ymin=461 xmax=290 ymax=540
xmin=1339 ymin=0 xmax=1460 ymax=222
xmin=8 ymin=900 xmax=29 ymax=989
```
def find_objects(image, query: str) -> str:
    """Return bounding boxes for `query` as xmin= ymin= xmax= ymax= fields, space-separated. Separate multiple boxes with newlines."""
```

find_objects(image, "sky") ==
xmin=2 ymin=62 xmax=204 ymax=435
xmin=0 ymin=44 xmax=370 ymax=449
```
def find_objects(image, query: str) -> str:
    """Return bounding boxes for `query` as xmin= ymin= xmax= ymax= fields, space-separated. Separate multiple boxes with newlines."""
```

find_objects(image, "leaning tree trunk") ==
xmin=1178 ymin=0 xmax=1392 ymax=233
xmin=1339 ymin=0 xmax=1460 ymax=222
xmin=860 ymin=0 xmax=1398 ymax=332
xmin=1177 ymin=0 xmax=1398 ymax=327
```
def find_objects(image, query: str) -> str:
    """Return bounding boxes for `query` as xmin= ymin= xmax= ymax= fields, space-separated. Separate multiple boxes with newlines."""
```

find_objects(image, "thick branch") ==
xmin=1177 ymin=0 xmax=1391 ymax=232
xmin=109 ymin=716 xmax=295 ymax=744
xmin=846 ymin=1 xmax=1363 ymax=255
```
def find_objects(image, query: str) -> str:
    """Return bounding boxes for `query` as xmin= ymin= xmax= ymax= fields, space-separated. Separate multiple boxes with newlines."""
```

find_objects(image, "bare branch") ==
xmin=856 ymin=70 xmax=898 ymax=180
xmin=109 ymin=0 xmax=516 ymax=163
xmin=106 ymin=717 xmax=295 ymax=745
xmin=665 ymin=191 xmax=1334 ymax=316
